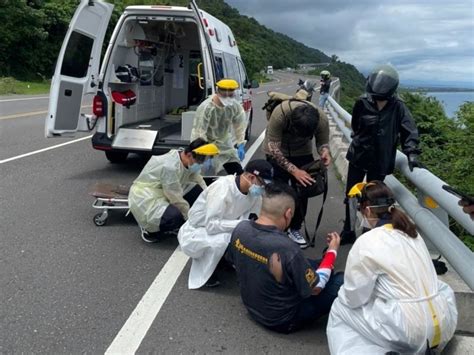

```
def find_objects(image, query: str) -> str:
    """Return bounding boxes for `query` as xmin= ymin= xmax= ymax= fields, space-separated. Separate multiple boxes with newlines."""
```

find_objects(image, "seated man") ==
xmin=129 ymin=138 xmax=219 ymax=243
xmin=227 ymin=183 xmax=343 ymax=333
xmin=178 ymin=159 xmax=273 ymax=289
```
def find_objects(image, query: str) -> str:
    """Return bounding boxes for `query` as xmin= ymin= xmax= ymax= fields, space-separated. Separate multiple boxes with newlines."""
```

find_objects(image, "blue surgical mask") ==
xmin=249 ymin=184 xmax=264 ymax=197
xmin=188 ymin=162 xmax=202 ymax=173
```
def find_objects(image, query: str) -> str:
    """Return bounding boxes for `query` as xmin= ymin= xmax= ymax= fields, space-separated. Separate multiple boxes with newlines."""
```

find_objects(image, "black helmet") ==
xmin=366 ymin=64 xmax=399 ymax=99
xmin=289 ymin=103 xmax=319 ymax=138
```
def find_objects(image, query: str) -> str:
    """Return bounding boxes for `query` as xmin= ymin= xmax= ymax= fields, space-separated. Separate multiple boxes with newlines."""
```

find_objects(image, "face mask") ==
xmin=188 ymin=162 xmax=202 ymax=173
xmin=249 ymin=184 xmax=264 ymax=197
xmin=218 ymin=96 xmax=236 ymax=107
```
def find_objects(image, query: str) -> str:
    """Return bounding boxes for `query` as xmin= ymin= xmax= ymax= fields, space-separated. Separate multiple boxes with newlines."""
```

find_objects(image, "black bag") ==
xmin=296 ymin=159 xmax=328 ymax=248
xmin=295 ymin=159 xmax=327 ymax=198
xmin=115 ymin=64 xmax=139 ymax=83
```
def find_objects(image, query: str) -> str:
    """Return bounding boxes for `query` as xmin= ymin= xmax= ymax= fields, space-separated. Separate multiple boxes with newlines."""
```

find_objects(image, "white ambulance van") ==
xmin=45 ymin=0 xmax=258 ymax=163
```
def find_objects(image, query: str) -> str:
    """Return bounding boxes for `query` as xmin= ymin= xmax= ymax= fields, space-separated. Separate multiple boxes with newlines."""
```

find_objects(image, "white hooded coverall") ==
xmin=190 ymin=96 xmax=247 ymax=173
xmin=178 ymin=175 xmax=262 ymax=289
xmin=129 ymin=150 xmax=206 ymax=233
xmin=327 ymin=224 xmax=457 ymax=354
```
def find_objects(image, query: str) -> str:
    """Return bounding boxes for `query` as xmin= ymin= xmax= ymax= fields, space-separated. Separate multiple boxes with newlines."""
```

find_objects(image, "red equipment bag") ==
xmin=112 ymin=90 xmax=136 ymax=108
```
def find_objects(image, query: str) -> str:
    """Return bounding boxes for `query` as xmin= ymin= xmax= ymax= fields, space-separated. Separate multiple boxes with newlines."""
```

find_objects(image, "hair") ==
xmin=361 ymin=180 xmax=418 ymax=238
xmin=262 ymin=183 xmax=297 ymax=218
xmin=185 ymin=138 xmax=208 ymax=153
xmin=290 ymin=103 xmax=319 ymax=137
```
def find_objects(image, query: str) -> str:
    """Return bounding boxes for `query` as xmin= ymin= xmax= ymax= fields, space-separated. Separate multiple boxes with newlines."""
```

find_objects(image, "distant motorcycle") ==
xmin=297 ymin=78 xmax=317 ymax=102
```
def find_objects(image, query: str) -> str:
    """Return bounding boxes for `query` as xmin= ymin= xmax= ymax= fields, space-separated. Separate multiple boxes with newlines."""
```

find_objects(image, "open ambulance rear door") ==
xmin=45 ymin=0 xmax=113 ymax=137
xmin=189 ymin=0 xmax=216 ymax=97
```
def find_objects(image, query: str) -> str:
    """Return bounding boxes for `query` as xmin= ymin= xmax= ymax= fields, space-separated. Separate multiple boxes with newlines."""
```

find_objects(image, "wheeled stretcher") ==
xmin=90 ymin=183 xmax=130 ymax=226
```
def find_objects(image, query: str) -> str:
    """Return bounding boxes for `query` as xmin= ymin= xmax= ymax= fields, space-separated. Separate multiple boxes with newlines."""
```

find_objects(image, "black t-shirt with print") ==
xmin=227 ymin=220 xmax=318 ymax=327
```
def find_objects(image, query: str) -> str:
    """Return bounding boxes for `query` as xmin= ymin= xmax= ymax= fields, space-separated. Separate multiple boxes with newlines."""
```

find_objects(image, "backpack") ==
xmin=261 ymin=90 xmax=310 ymax=121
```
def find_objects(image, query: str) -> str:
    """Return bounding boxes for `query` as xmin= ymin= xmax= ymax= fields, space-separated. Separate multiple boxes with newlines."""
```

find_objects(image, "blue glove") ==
xmin=237 ymin=143 xmax=245 ymax=161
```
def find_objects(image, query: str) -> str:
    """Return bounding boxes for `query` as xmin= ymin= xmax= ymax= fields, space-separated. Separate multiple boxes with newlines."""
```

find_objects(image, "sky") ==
xmin=225 ymin=0 xmax=474 ymax=87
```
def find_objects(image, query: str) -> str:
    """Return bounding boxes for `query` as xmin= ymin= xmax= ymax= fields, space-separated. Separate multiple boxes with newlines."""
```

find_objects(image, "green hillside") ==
xmin=0 ymin=0 xmax=329 ymax=80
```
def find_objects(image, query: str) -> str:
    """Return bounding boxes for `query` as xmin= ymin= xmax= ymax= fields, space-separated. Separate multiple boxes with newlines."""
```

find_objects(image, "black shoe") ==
xmin=204 ymin=273 xmax=221 ymax=288
xmin=340 ymin=230 xmax=356 ymax=245
xmin=140 ymin=228 xmax=161 ymax=243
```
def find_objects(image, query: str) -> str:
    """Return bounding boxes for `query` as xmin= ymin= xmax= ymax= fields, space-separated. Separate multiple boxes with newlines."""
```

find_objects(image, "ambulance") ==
xmin=45 ymin=0 xmax=258 ymax=163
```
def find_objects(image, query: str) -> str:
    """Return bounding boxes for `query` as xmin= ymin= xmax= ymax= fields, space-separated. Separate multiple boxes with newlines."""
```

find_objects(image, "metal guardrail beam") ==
xmin=326 ymin=94 xmax=474 ymax=290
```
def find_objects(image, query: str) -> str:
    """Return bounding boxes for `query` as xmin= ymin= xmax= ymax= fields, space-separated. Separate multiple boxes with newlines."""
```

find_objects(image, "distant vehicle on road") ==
xmin=267 ymin=66 xmax=273 ymax=75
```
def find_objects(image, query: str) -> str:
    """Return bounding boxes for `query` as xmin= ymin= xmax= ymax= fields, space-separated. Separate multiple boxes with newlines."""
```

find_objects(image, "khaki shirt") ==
xmin=263 ymin=100 xmax=329 ymax=157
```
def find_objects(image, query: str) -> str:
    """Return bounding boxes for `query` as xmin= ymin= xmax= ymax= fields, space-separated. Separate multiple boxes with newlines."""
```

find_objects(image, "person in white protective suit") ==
xmin=178 ymin=159 xmax=274 ymax=288
xmin=129 ymin=139 xmax=219 ymax=243
xmin=327 ymin=181 xmax=458 ymax=354
xmin=190 ymin=78 xmax=247 ymax=175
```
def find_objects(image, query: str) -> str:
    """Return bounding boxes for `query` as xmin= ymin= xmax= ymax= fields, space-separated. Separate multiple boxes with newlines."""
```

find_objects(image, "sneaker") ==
xmin=288 ymin=229 xmax=308 ymax=249
xmin=340 ymin=230 xmax=356 ymax=245
xmin=140 ymin=227 xmax=161 ymax=243
xmin=204 ymin=273 xmax=221 ymax=288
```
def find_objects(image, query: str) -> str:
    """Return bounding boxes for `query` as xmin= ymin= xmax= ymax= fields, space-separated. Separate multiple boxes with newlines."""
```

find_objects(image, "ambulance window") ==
xmin=60 ymin=31 xmax=94 ymax=78
xmin=215 ymin=56 xmax=224 ymax=81
xmin=223 ymin=53 xmax=239 ymax=86
xmin=237 ymin=59 xmax=249 ymax=86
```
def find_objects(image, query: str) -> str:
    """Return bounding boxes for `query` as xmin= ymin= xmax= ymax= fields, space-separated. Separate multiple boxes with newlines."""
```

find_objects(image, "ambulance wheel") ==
xmin=245 ymin=109 xmax=253 ymax=140
xmin=105 ymin=151 xmax=128 ymax=163
xmin=93 ymin=213 xmax=107 ymax=226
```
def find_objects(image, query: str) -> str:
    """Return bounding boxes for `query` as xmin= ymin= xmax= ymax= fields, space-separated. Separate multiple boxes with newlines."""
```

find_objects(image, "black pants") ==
xmin=342 ymin=163 xmax=386 ymax=232
xmin=267 ymin=154 xmax=314 ymax=230
xmin=223 ymin=162 xmax=243 ymax=175
xmin=159 ymin=185 xmax=203 ymax=233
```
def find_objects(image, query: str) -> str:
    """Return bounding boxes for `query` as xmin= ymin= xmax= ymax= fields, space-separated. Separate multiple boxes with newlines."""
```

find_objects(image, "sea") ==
xmin=425 ymin=91 xmax=474 ymax=118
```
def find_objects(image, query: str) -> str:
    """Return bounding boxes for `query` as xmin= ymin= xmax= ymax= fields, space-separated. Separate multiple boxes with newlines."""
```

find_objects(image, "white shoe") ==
xmin=288 ymin=229 xmax=308 ymax=249
xmin=140 ymin=227 xmax=160 ymax=243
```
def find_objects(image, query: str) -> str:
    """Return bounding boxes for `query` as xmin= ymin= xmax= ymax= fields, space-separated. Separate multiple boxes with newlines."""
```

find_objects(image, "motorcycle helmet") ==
xmin=320 ymin=70 xmax=331 ymax=80
xmin=366 ymin=64 xmax=399 ymax=99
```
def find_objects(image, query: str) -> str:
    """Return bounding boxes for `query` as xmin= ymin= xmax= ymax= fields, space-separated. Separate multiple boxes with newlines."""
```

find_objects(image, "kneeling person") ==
xmin=129 ymin=139 xmax=219 ymax=243
xmin=178 ymin=159 xmax=273 ymax=289
xmin=227 ymin=183 xmax=343 ymax=333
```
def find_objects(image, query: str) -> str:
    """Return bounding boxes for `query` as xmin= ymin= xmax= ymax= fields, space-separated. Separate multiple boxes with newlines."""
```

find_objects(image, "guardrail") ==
xmin=326 ymin=80 xmax=474 ymax=290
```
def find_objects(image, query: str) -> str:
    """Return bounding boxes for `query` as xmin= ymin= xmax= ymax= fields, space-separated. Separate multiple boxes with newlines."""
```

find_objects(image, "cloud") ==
xmin=226 ymin=0 xmax=474 ymax=85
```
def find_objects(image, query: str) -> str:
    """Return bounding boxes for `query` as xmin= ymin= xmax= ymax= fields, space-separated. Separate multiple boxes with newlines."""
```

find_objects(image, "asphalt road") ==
xmin=0 ymin=71 xmax=348 ymax=353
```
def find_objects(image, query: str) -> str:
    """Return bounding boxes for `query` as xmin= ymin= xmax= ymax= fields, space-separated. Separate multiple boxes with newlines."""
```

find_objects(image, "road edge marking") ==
xmin=0 ymin=96 xmax=49 ymax=103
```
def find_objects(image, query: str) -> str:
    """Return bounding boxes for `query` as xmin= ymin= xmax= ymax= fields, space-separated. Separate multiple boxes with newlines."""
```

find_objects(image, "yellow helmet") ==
xmin=192 ymin=143 xmax=220 ymax=156
xmin=347 ymin=182 xmax=375 ymax=198
xmin=216 ymin=79 xmax=239 ymax=90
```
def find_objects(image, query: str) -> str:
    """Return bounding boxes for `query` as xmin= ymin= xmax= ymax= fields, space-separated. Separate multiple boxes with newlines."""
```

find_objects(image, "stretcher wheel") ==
xmin=93 ymin=213 xmax=107 ymax=226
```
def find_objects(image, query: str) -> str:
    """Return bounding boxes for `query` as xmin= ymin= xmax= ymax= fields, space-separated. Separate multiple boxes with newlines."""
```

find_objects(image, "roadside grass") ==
xmin=0 ymin=77 xmax=50 ymax=95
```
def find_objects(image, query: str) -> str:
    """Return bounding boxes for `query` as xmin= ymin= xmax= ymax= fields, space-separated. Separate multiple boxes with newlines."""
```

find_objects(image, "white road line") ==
xmin=104 ymin=129 xmax=267 ymax=354
xmin=0 ymin=96 xmax=49 ymax=103
xmin=105 ymin=248 xmax=190 ymax=355
xmin=244 ymin=129 xmax=266 ymax=162
xmin=0 ymin=135 xmax=93 ymax=164
xmin=275 ymin=87 xmax=281 ymax=90
xmin=256 ymin=90 xmax=266 ymax=95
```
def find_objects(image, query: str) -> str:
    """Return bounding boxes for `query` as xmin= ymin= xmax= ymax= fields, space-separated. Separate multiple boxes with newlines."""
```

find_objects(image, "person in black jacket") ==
xmin=319 ymin=70 xmax=331 ymax=108
xmin=340 ymin=64 xmax=422 ymax=244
